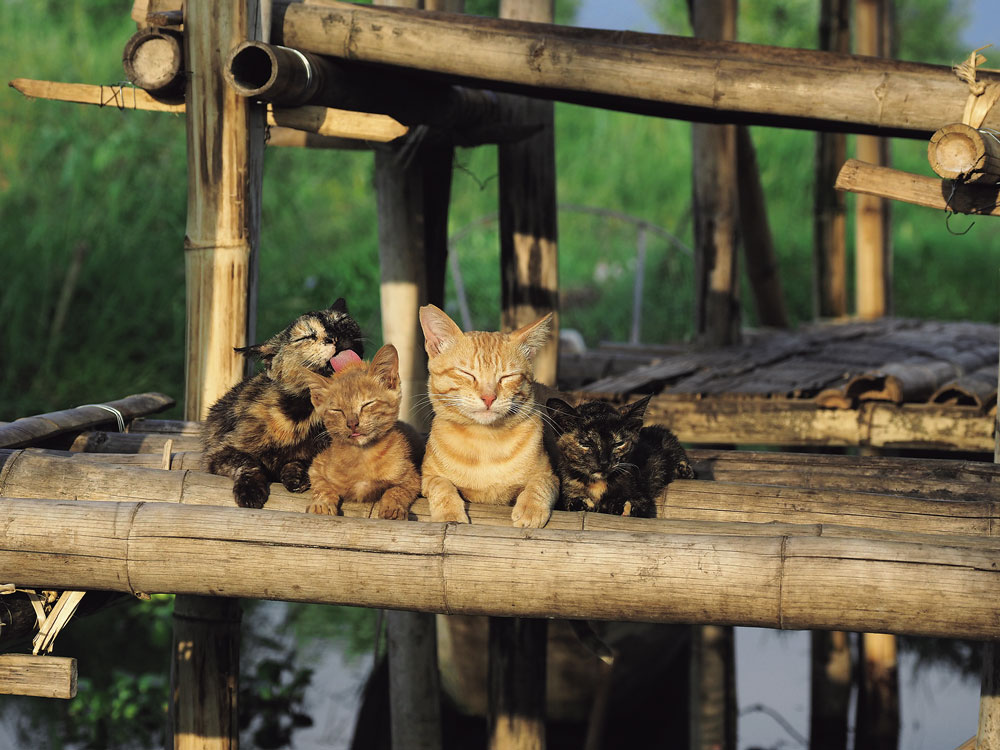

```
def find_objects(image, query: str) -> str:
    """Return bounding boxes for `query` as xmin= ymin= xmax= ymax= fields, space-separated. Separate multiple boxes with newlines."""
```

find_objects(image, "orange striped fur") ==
xmin=418 ymin=304 xmax=557 ymax=528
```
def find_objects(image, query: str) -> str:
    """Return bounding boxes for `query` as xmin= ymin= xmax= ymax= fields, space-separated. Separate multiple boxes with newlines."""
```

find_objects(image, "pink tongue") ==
xmin=331 ymin=349 xmax=362 ymax=372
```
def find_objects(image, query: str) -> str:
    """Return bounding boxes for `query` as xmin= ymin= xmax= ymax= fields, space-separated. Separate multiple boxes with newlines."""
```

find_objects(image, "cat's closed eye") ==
xmin=452 ymin=368 xmax=476 ymax=382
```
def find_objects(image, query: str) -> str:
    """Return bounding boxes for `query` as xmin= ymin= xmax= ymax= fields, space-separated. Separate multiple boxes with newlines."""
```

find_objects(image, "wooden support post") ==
xmin=691 ymin=0 xmax=740 ymax=347
xmin=387 ymin=609 xmax=442 ymax=750
xmin=735 ymin=125 xmax=788 ymax=328
xmin=854 ymin=0 xmax=893 ymax=319
xmin=175 ymin=0 xmax=265 ymax=747
xmin=498 ymin=0 xmax=559 ymax=383
xmin=809 ymin=630 xmax=852 ymax=750
xmin=690 ymin=624 xmax=736 ymax=750
xmin=488 ymin=617 xmax=547 ymax=750
xmin=855 ymin=631 xmax=900 ymax=750
xmin=814 ymin=0 xmax=850 ymax=319
xmin=0 ymin=654 xmax=77 ymax=699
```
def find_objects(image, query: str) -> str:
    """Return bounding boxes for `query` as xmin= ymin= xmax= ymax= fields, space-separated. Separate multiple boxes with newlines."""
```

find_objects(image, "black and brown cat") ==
xmin=202 ymin=299 xmax=365 ymax=509
xmin=546 ymin=395 xmax=694 ymax=518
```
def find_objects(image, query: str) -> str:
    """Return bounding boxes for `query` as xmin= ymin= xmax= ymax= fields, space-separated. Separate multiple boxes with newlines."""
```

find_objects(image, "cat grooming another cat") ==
xmin=202 ymin=299 xmax=365 ymax=509
xmin=298 ymin=343 xmax=423 ymax=520
xmin=418 ymin=304 xmax=558 ymax=528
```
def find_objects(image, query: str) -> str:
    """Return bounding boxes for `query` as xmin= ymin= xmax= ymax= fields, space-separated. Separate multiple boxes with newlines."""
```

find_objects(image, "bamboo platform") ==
xmin=566 ymin=318 xmax=999 ymax=451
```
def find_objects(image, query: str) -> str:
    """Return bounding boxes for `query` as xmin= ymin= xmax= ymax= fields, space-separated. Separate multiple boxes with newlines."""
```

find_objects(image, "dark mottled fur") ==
xmin=202 ymin=299 xmax=364 ymax=509
xmin=546 ymin=395 xmax=694 ymax=518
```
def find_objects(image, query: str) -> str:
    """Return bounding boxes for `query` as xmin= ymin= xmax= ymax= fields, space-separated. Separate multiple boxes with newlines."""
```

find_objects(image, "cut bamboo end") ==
xmin=122 ymin=27 xmax=184 ymax=98
xmin=928 ymin=122 xmax=1000 ymax=184
xmin=0 ymin=654 xmax=78 ymax=699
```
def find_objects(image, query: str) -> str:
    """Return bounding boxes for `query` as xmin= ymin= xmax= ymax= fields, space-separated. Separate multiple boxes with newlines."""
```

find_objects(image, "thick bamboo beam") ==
xmin=835 ymin=158 xmax=1000 ymax=217
xmin=8 ymin=78 xmax=407 ymax=143
xmin=0 ymin=655 xmax=77 ymax=699
xmin=0 ymin=393 xmax=174 ymax=449
xmin=4 ymin=497 xmax=1000 ymax=639
xmin=270 ymin=0 xmax=1000 ymax=138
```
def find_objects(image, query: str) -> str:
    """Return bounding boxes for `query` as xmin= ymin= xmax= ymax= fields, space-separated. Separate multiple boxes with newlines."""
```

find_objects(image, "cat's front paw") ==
xmin=674 ymin=460 xmax=695 ymax=480
xmin=280 ymin=462 xmax=311 ymax=492
xmin=430 ymin=504 xmax=471 ymax=524
xmin=306 ymin=501 xmax=338 ymax=515
xmin=511 ymin=497 xmax=551 ymax=529
xmin=234 ymin=474 xmax=269 ymax=509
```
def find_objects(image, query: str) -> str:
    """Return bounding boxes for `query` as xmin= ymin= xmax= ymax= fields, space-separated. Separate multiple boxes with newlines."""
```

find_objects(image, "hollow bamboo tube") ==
xmin=928 ymin=123 xmax=1000 ymax=184
xmin=4 ymin=497 xmax=1000 ymax=640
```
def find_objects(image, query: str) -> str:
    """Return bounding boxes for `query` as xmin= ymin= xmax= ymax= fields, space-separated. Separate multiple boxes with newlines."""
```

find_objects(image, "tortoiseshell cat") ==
xmin=298 ymin=344 xmax=423 ymax=520
xmin=419 ymin=304 xmax=558 ymax=528
xmin=546 ymin=395 xmax=694 ymax=517
xmin=202 ymin=299 xmax=364 ymax=509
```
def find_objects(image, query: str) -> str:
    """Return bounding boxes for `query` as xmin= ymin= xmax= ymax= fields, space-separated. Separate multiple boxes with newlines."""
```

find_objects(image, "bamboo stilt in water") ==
xmin=175 ymin=0 xmax=266 ymax=746
xmin=813 ymin=0 xmax=850 ymax=319
xmin=809 ymin=630 xmax=852 ymax=750
xmin=854 ymin=0 xmax=893 ymax=320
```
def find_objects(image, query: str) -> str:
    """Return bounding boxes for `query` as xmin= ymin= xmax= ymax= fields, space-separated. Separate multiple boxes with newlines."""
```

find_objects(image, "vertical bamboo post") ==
xmin=855 ymin=632 xmax=900 ymax=750
xmin=375 ymin=4 xmax=457 ymax=748
xmin=735 ymin=125 xmax=789 ymax=329
xmin=809 ymin=630 xmax=852 ymax=750
xmin=814 ymin=0 xmax=850 ymax=319
xmin=498 ymin=0 xmax=559 ymax=384
xmin=488 ymin=617 xmax=547 ymax=750
xmin=690 ymin=624 xmax=737 ymax=750
xmin=691 ymin=0 xmax=741 ymax=347
xmin=173 ymin=0 xmax=265 ymax=747
xmin=854 ymin=0 xmax=893 ymax=319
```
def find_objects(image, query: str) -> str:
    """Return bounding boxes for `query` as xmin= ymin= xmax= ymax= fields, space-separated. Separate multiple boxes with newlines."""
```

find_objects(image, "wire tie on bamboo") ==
xmin=953 ymin=45 xmax=1000 ymax=129
xmin=78 ymin=403 xmax=126 ymax=432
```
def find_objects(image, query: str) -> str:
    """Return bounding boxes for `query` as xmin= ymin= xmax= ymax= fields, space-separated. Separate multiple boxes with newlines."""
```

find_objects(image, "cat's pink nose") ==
xmin=481 ymin=394 xmax=496 ymax=409
xmin=347 ymin=417 xmax=359 ymax=429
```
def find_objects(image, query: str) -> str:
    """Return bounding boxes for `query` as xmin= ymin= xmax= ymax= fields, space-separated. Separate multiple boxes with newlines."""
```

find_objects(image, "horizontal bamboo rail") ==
xmin=3 ymin=496 xmax=1000 ymax=639
xmin=271 ymin=0 xmax=1000 ymax=138
xmin=8 ymin=78 xmax=407 ymax=142
xmin=835 ymin=158 xmax=1000 ymax=217
xmin=0 ymin=393 xmax=174 ymax=449
xmin=3 ymin=449 xmax=999 ymax=538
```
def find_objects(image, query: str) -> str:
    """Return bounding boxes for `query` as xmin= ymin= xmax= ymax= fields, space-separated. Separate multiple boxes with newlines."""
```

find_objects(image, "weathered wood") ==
xmin=856 ymin=631 xmax=900 ymax=750
xmin=0 ymin=393 xmax=175 ymax=449
xmin=0 ymin=654 xmax=77 ymax=699
xmin=835 ymin=159 xmax=1000 ymax=217
xmin=978 ymin=643 xmax=1000 ymax=749
xmin=122 ymin=27 xmax=185 ymax=99
xmin=387 ymin=609 xmax=441 ymax=750
xmin=813 ymin=0 xmax=850 ymax=319
xmin=736 ymin=125 xmax=788 ymax=329
xmin=10 ymin=78 xmax=408 ymax=142
xmin=5 ymin=497 xmax=1000 ymax=640
xmin=931 ymin=364 xmax=999 ymax=409
xmin=70 ymin=430 xmax=202 ymax=454
xmin=690 ymin=625 xmax=735 ymax=750
xmin=269 ymin=0 xmax=1000 ymax=138
xmin=809 ymin=630 xmax=851 ymax=750
xmin=488 ymin=617 xmax=547 ymax=750
xmin=929 ymin=123 xmax=1000 ymax=184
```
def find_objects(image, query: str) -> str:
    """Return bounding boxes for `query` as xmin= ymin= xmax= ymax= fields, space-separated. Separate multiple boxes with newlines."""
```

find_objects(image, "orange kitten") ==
xmin=418 ymin=304 xmax=557 ymax=528
xmin=300 ymin=344 xmax=423 ymax=520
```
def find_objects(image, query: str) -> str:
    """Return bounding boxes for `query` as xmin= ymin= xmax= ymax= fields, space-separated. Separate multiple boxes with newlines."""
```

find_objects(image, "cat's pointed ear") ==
xmin=546 ymin=398 xmax=578 ymax=432
xmin=329 ymin=298 xmax=349 ymax=314
xmin=370 ymin=344 xmax=400 ymax=391
xmin=235 ymin=342 xmax=276 ymax=362
xmin=621 ymin=395 xmax=652 ymax=425
xmin=511 ymin=312 xmax=553 ymax=358
xmin=419 ymin=304 xmax=463 ymax=358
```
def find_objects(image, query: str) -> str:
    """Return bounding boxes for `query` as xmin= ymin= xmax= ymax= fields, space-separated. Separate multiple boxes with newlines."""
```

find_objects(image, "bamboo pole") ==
xmin=690 ymin=624 xmax=736 ymax=750
xmin=122 ymin=27 xmax=185 ymax=99
xmin=855 ymin=631 xmax=900 ymax=750
xmin=814 ymin=0 xmax=850 ymax=319
xmin=268 ymin=0 xmax=1000 ymax=138
xmin=691 ymin=0 xmax=740 ymax=349
xmin=0 ymin=393 xmax=174 ymax=449
xmin=928 ymin=123 xmax=1000 ymax=184
xmin=0 ymin=655 xmax=77 ymax=699
xmin=809 ymin=630 xmax=852 ymax=750
xmin=735 ymin=125 xmax=788 ymax=329
xmin=6 ymin=497 xmax=1000 ymax=639
xmin=488 ymin=617 xmax=547 ymax=750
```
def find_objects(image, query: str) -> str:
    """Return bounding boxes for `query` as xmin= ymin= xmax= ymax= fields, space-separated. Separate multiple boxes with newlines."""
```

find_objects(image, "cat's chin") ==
xmin=468 ymin=409 xmax=505 ymax=426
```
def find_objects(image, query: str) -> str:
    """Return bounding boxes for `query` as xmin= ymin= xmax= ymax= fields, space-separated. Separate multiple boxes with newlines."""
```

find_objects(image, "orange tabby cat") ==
xmin=418 ymin=304 xmax=557 ymax=528
xmin=299 ymin=344 xmax=423 ymax=520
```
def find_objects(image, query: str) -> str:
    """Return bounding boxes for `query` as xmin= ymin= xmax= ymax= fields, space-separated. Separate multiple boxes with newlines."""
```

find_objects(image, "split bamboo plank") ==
xmin=129 ymin=418 xmax=201 ymax=435
xmin=8 ymin=78 xmax=407 ymax=143
xmin=931 ymin=364 xmax=999 ymax=409
xmin=0 ymin=393 xmax=175 ymax=449
xmin=3 ymin=498 xmax=1000 ymax=639
xmin=0 ymin=654 xmax=77 ymax=699
xmin=270 ymin=0 xmax=1000 ymax=138
xmin=4 ymin=450 xmax=1000 ymax=540
xmin=835 ymin=159 xmax=1000 ymax=217
xmin=70 ymin=430 xmax=202 ymax=454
